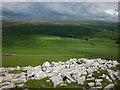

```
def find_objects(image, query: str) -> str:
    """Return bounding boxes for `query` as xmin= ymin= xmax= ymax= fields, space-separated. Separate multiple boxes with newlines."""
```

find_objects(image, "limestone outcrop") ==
xmin=0 ymin=58 xmax=119 ymax=89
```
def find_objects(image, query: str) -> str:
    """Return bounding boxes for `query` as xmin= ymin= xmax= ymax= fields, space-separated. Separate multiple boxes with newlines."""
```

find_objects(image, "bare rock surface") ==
xmin=103 ymin=84 xmax=114 ymax=89
xmin=88 ymin=82 xmax=95 ymax=87
xmin=0 ymin=58 xmax=119 ymax=89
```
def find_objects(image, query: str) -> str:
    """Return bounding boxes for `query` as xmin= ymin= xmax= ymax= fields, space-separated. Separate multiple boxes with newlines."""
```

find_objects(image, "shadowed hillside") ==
xmin=2 ymin=20 xmax=118 ymax=39
xmin=2 ymin=20 xmax=119 ymax=66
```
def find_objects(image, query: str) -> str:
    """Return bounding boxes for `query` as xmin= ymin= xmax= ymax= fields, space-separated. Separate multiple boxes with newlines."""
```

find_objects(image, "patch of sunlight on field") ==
xmin=33 ymin=35 xmax=63 ymax=40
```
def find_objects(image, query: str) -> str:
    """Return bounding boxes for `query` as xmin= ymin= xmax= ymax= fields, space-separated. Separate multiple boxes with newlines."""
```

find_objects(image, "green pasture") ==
xmin=2 ymin=35 xmax=118 ymax=67
xmin=2 ymin=20 xmax=119 ymax=88
xmin=2 ymin=55 xmax=96 ymax=67
xmin=2 ymin=20 xmax=119 ymax=67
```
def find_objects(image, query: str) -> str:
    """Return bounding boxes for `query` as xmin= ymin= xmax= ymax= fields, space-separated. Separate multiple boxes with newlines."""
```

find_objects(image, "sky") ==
xmin=2 ymin=2 xmax=119 ymax=22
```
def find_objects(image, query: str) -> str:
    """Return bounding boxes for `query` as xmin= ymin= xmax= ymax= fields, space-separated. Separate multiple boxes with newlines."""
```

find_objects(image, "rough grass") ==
xmin=93 ymin=70 xmax=110 ymax=79
xmin=13 ymin=77 xmax=91 ymax=88
xmin=101 ymin=80 xmax=110 ymax=88
xmin=0 ymin=84 xmax=9 ymax=88
xmin=93 ymin=69 xmax=120 ymax=89
xmin=24 ymin=78 xmax=53 ymax=88
xmin=0 ymin=74 xmax=5 ymax=77
xmin=2 ymin=55 xmax=96 ymax=67
xmin=109 ymin=64 xmax=120 ymax=71
xmin=56 ymin=81 xmax=90 ymax=88
xmin=8 ymin=70 xmax=27 ymax=74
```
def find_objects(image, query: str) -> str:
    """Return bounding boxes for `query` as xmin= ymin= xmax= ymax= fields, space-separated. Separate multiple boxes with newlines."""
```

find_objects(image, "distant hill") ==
xmin=2 ymin=20 xmax=118 ymax=60
xmin=2 ymin=19 xmax=118 ymax=40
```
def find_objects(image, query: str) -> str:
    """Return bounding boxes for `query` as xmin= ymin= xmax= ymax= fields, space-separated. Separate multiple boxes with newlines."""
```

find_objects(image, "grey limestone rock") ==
xmin=17 ymin=84 xmax=24 ymax=87
xmin=103 ymin=84 xmax=114 ymax=89
xmin=77 ymin=76 xmax=85 ymax=84
xmin=0 ymin=58 xmax=119 ymax=88
xmin=88 ymin=82 xmax=95 ymax=87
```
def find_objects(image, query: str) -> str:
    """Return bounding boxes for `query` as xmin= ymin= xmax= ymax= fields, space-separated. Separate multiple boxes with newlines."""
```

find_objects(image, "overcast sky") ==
xmin=2 ymin=2 xmax=118 ymax=22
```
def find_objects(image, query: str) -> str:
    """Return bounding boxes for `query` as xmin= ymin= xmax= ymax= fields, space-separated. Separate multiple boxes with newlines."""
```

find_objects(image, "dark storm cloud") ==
xmin=2 ymin=2 xmax=118 ymax=21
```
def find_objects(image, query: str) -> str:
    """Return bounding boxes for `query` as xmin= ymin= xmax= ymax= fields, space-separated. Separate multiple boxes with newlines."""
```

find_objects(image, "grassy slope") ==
xmin=2 ymin=20 xmax=119 ymax=67
xmin=2 ymin=37 xmax=118 ymax=67
xmin=2 ymin=20 xmax=118 ymax=39
xmin=2 ymin=20 xmax=119 ymax=88
xmin=3 ymin=55 xmax=97 ymax=67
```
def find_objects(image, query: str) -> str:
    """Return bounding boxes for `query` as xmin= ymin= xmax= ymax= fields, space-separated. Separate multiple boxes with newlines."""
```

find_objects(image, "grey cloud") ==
xmin=2 ymin=2 xmax=118 ymax=22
